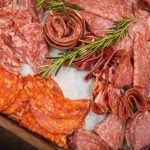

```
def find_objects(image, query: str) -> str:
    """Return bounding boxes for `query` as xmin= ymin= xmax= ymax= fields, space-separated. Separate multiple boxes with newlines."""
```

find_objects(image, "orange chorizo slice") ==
xmin=0 ymin=66 xmax=23 ymax=111
xmin=24 ymin=75 xmax=89 ymax=134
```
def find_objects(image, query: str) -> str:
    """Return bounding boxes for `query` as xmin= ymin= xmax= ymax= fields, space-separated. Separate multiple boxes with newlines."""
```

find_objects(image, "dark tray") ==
xmin=0 ymin=115 xmax=59 ymax=150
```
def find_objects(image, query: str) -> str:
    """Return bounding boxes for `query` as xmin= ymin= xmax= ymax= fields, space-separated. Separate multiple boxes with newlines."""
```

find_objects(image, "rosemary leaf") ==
xmin=40 ymin=17 xmax=134 ymax=77
xmin=35 ymin=0 xmax=84 ymax=15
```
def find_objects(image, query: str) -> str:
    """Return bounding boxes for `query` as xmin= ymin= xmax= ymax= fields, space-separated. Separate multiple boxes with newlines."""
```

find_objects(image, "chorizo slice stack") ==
xmin=44 ymin=9 xmax=85 ymax=50
xmin=0 ymin=66 xmax=89 ymax=149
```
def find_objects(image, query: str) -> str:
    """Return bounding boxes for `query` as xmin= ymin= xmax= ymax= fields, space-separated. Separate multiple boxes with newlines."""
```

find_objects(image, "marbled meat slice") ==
xmin=80 ymin=12 xmax=112 ymax=37
xmin=111 ymin=51 xmax=133 ymax=88
xmin=126 ymin=111 xmax=150 ymax=150
xmin=133 ymin=33 xmax=150 ymax=96
xmin=68 ymin=129 xmax=109 ymax=150
xmin=18 ymin=23 xmax=50 ymax=72
xmin=0 ymin=65 xmax=23 ymax=111
xmin=0 ymin=1 xmax=49 ymax=74
xmin=67 ymin=0 xmax=133 ymax=21
xmin=94 ymin=114 xmax=125 ymax=149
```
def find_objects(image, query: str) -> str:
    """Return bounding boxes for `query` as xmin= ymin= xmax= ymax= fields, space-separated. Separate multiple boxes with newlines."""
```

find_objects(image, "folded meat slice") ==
xmin=68 ymin=129 xmax=109 ymax=150
xmin=125 ymin=87 xmax=148 ymax=116
xmin=126 ymin=111 xmax=150 ymax=150
xmin=94 ymin=114 xmax=125 ymax=150
xmin=44 ymin=9 xmax=85 ymax=50
xmin=91 ymin=50 xmax=133 ymax=115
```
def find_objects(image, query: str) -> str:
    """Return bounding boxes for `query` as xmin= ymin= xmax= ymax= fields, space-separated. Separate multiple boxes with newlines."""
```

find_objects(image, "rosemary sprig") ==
xmin=35 ymin=0 xmax=83 ymax=16
xmin=40 ymin=17 xmax=134 ymax=77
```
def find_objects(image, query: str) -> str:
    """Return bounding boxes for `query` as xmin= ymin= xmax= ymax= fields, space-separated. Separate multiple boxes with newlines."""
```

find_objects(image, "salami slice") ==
xmin=68 ymin=129 xmax=109 ymax=150
xmin=94 ymin=114 xmax=125 ymax=149
xmin=126 ymin=111 xmax=150 ymax=150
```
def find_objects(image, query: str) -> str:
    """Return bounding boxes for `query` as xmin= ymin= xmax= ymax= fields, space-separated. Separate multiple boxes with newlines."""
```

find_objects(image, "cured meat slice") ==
xmin=73 ymin=38 xmax=115 ymax=80
xmin=68 ymin=129 xmax=109 ymax=150
xmin=94 ymin=114 xmax=125 ymax=150
xmin=21 ymin=112 xmax=67 ymax=149
xmin=0 ymin=65 xmax=89 ymax=149
xmin=0 ymin=1 xmax=49 ymax=74
xmin=125 ymin=88 xmax=148 ymax=117
xmin=0 ymin=66 xmax=23 ymax=111
xmin=67 ymin=0 xmax=132 ymax=21
xmin=137 ymin=0 xmax=150 ymax=12
xmin=126 ymin=111 xmax=150 ymax=150
xmin=111 ymin=51 xmax=133 ymax=88
xmin=44 ymin=9 xmax=85 ymax=50
xmin=133 ymin=33 xmax=150 ymax=96
xmin=24 ymin=76 xmax=89 ymax=135
xmin=18 ymin=23 xmax=50 ymax=72
xmin=91 ymin=50 xmax=133 ymax=115
xmin=80 ymin=12 xmax=112 ymax=37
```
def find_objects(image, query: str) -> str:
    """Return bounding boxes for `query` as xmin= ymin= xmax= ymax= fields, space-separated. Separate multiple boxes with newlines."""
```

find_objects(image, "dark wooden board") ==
xmin=0 ymin=115 xmax=57 ymax=150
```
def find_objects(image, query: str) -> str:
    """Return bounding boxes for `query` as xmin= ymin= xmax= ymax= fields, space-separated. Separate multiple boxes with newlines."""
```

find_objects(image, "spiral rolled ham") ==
xmin=44 ymin=9 xmax=85 ymax=50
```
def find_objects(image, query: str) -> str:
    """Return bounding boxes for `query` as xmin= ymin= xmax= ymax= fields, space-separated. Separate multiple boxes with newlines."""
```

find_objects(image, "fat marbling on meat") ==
xmin=94 ymin=114 xmax=125 ymax=149
xmin=68 ymin=129 xmax=109 ymax=150
xmin=0 ymin=0 xmax=49 ymax=74
xmin=126 ymin=111 xmax=150 ymax=150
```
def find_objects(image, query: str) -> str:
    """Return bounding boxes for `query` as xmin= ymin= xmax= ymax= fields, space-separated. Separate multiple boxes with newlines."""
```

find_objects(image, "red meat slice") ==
xmin=94 ymin=114 xmax=125 ymax=149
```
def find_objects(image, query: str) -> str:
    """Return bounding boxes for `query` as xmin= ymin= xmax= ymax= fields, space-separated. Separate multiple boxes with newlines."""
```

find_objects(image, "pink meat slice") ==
xmin=126 ymin=111 xmax=150 ymax=150
xmin=80 ymin=12 xmax=112 ymax=37
xmin=94 ymin=114 xmax=125 ymax=149
xmin=17 ymin=23 xmax=50 ymax=72
xmin=0 ymin=1 xmax=49 ymax=74
xmin=67 ymin=0 xmax=132 ymax=21
xmin=68 ymin=129 xmax=109 ymax=150
xmin=112 ymin=52 xmax=133 ymax=88
xmin=133 ymin=33 xmax=150 ymax=96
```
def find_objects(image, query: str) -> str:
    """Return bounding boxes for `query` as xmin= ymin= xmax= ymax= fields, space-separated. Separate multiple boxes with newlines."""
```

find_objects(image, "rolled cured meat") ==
xmin=125 ymin=87 xmax=148 ymax=117
xmin=44 ymin=9 xmax=85 ymax=50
